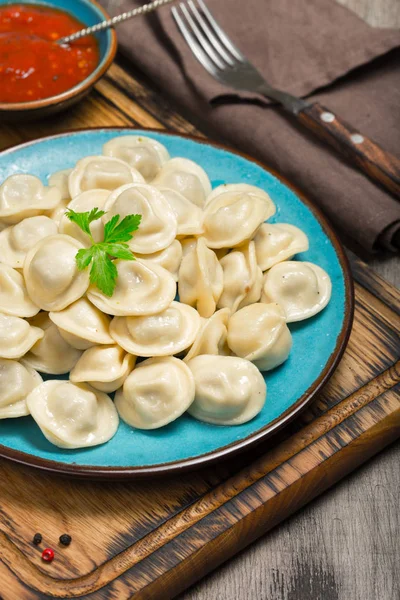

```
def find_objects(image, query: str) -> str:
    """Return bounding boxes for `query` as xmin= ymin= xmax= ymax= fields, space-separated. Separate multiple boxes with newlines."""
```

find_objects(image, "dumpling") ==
xmin=68 ymin=155 xmax=144 ymax=197
xmin=0 ymin=313 xmax=44 ymax=359
xmin=218 ymin=241 xmax=262 ymax=312
xmin=49 ymin=297 xmax=114 ymax=350
xmin=21 ymin=312 xmax=82 ymax=374
xmin=48 ymin=169 xmax=73 ymax=224
xmin=70 ymin=345 xmax=136 ymax=393
xmin=253 ymin=223 xmax=309 ymax=271
xmin=135 ymin=240 xmax=182 ymax=282
xmin=152 ymin=158 xmax=211 ymax=208
xmin=104 ymin=183 xmax=177 ymax=253
xmin=0 ymin=358 xmax=42 ymax=419
xmin=110 ymin=301 xmax=201 ymax=357
xmin=227 ymin=303 xmax=292 ymax=371
xmin=103 ymin=135 xmax=169 ymax=181
xmin=202 ymin=184 xmax=276 ymax=248
xmin=0 ymin=174 xmax=60 ymax=225
xmin=184 ymin=308 xmax=231 ymax=362
xmin=87 ymin=260 xmax=176 ymax=317
xmin=187 ymin=355 xmax=266 ymax=425
xmin=0 ymin=264 xmax=39 ymax=318
xmin=24 ymin=234 xmax=90 ymax=311
xmin=182 ymin=237 xmax=228 ymax=259
xmin=157 ymin=187 xmax=204 ymax=237
xmin=261 ymin=261 xmax=332 ymax=322
xmin=48 ymin=169 xmax=72 ymax=201
xmin=26 ymin=380 xmax=119 ymax=449
xmin=49 ymin=201 xmax=70 ymax=226
xmin=58 ymin=189 xmax=110 ymax=245
xmin=0 ymin=216 xmax=58 ymax=268
xmin=181 ymin=237 xmax=197 ymax=256
xmin=115 ymin=356 xmax=195 ymax=429
xmin=178 ymin=238 xmax=223 ymax=318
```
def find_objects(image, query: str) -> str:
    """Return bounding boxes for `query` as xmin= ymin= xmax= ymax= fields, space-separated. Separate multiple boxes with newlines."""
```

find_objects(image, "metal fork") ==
xmin=172 ymin=0 xmax=400 ymax=200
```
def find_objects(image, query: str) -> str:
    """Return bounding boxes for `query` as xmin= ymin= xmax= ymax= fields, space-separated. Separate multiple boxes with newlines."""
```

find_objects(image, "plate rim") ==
xmin=0 ymin=127 xmax=354 ymax=479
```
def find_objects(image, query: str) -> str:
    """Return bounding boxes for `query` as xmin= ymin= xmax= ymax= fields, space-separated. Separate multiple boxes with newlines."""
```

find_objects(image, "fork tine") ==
xmin=196 ymin=0 xmax=245 ymax=62
xmin=178 ymin=3 xmax=226 ymax=70
xmin=172 ymin=6 xmax=220 ymax=77
xmin=187 ymin=0 xmax=235 ymax=66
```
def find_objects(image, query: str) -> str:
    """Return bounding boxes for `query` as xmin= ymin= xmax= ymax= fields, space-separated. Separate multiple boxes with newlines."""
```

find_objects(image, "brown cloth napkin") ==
xmin=101 ymin=0 xmax=400 ymax=252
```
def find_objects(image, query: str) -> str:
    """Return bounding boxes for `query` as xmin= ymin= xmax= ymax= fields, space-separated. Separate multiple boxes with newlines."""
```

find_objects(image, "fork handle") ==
xmin=297 ymin=103 xmax=400 ymax=199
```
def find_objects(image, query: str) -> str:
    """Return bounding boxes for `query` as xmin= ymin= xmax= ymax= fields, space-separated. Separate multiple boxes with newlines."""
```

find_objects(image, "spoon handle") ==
xmin=58 ymin=0 xmax=175 ymax=44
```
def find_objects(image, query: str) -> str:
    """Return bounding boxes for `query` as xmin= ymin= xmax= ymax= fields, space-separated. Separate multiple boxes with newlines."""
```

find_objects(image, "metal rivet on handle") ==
xmin=320 ymin=112 xmax=335 ymax=123
xmin=351 ymin=134 xmax=365 ymax=144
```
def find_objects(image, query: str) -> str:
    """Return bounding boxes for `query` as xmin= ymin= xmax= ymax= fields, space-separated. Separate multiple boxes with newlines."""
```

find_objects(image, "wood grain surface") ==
xmin=0 ymin=2 xmax=399 ymax=600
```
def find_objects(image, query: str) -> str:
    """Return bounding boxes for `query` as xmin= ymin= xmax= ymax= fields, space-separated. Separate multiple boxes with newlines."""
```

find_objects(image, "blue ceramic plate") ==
xmin=0 ymin=129 xmax=353 ymax=478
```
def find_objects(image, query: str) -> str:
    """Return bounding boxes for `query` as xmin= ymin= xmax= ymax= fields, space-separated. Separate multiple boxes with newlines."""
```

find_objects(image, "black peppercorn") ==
xmin=33 ymin=533 xmax=42 ymax=545
xmin=59 ymin=534 xmax=72 ymax=546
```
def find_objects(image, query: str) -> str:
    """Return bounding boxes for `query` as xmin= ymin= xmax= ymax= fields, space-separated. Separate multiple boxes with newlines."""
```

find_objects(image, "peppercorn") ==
xmin=59 ymin=533 xmax=72 ymax=546
xmin=33 ymin=533 xmax=42 ymax=545
xmin=41 ymin=548 xmax=54 ymax=562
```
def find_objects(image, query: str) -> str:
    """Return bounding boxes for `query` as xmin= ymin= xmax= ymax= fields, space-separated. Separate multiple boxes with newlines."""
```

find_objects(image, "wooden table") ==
xmin=0 ymin=2 xmax=399 ymax=599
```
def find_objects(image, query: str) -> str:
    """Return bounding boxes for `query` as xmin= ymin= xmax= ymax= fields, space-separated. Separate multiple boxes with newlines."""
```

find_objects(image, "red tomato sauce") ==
xmin=0 ymin=4 xmax=100 ymax=103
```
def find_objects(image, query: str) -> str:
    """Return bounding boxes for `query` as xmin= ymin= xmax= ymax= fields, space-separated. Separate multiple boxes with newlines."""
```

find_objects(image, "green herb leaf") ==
xmin=102 ymin=214 xmax=119 ymax=242
xmin=104 ymin=213 xmax=142 ymax=244
xmin=65 ymin=207 xmax=106 ymax=239
xmin=75 ymin=247 xmax=94 ymax=270
xmin=87 ymin=207 xmax=106 ymax=224
xmin=67 ymin=208 xmax=142 ymax=296
xmin=101 ymin=243 xmax=136 ymax=261
xmin=89 ymin=246 xmax=118 ymax=297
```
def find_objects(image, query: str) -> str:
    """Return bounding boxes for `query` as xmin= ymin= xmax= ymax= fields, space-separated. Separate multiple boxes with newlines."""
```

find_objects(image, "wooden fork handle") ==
xmin=297 ymin=103 xmax=400 ymax=199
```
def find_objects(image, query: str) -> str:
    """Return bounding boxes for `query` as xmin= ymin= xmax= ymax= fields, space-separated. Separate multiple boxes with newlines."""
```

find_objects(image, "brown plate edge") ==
xmin=0 ymin=127 xmax=355 ymax=480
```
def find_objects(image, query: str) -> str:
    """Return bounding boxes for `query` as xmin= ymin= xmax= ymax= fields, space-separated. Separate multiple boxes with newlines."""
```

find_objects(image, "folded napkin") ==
xmin=101 ymin=0 xmax=400 ymax=252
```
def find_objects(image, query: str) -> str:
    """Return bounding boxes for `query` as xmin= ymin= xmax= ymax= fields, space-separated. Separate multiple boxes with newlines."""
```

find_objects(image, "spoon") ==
xmin=57 ymin=0 xmax=175 ymax=45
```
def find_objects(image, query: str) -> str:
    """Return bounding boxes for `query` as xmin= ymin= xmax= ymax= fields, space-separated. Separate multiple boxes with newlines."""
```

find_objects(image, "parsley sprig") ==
xmin=66 ymin=207 xmax=141 ymax=297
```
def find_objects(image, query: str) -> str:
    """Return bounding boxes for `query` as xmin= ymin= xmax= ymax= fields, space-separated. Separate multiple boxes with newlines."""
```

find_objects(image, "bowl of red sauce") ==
xmin=0 ymin=0 xmax=117 ymax=119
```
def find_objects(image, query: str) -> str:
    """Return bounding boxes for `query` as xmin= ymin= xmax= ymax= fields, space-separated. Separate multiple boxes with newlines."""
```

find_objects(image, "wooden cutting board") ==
xmin=0 ymin=63 xmax=399 ymax=600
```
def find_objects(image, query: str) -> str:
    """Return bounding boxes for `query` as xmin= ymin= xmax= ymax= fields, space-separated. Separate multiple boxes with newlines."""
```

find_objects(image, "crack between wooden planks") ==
xmin=91 ymin=89 xmax=142 ymax=128
xmin=347 ymin=252 xmax=400 ymax=317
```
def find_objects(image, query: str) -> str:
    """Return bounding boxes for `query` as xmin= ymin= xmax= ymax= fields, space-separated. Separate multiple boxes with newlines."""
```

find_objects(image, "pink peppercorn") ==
xmin=41 ymin=548 xmax=54 ymax=562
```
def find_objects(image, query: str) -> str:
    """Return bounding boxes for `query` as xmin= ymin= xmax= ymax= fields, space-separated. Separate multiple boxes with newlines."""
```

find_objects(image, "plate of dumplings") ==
xmin=0 ymin=128 xmax=353 ymax=478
